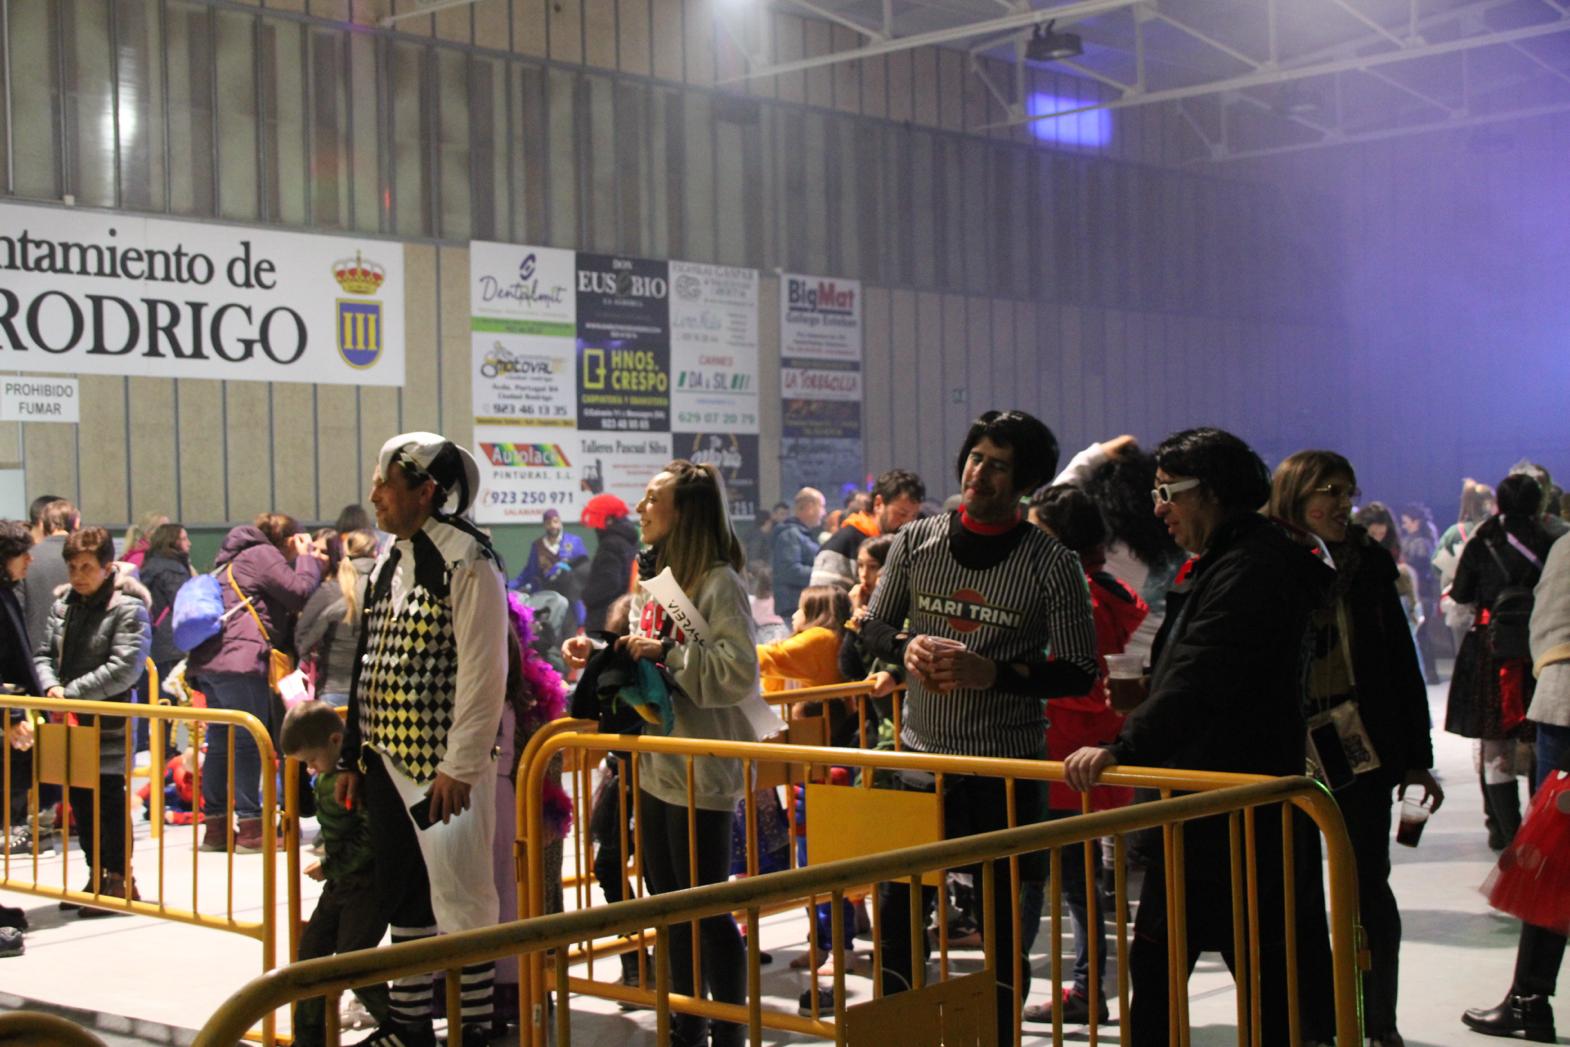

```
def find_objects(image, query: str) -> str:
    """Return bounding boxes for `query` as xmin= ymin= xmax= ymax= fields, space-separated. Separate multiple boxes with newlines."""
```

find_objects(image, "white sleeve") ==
xmin=437 ymin=558 xmax=509 ymax=785
xmin=1049 ymin=442 xmax=1109 ymax=489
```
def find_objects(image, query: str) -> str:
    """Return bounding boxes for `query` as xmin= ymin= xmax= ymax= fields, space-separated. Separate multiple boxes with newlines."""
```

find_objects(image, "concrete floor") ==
xmin=0 ymin=678 xmax=1554 ymax=1045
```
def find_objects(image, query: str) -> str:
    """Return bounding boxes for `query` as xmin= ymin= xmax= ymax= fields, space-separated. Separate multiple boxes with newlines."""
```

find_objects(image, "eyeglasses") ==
xmin=1312 ymin=482 xmax=1361 ymax=502
xmin=1151 ymin=478 xmax=1202 ymax=506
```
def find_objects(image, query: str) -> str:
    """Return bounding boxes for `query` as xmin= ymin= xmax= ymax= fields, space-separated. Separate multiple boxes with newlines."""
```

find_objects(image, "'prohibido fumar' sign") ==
xmin=576 ymin=253 xmax=671 ymax=432
xmin=0 ymin=201 xmax=404 ymax=386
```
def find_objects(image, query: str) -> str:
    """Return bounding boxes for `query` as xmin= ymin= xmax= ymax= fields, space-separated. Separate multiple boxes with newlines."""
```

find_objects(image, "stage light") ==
xmin=1026 ymin=21 xmax=1083 ymax=63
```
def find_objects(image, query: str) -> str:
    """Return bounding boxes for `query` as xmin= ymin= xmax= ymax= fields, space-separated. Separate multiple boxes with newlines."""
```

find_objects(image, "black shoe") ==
xmin=357 ymin=1021 xmax=437 ymax=1047
xmin=0 ymin=905 xmax=26 ymax=932
xmin=0 ymin=927 xmax=21 ymax=957
xmin=454 ymin=1025 xmax=492 ymax=1047
xmin=1462 ymin=993 xmax=1556 ymax=1043
xmin=1024 ymin=989 xmax=1109 ymax=1025
xmin=618 ymin=949 xmax=652 ymax=1011
xmin=798 ymin=986 xmax=836 ymax=1016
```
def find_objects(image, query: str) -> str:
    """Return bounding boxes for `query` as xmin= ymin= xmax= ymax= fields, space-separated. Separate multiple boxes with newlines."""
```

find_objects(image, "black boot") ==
xmin=1485 ymin=782 xmax=1524 ymax=850
xmin=1462 ymin=992 xmax=1555 ymax=1042
xmin=1483 ymin=768 xmax=1505 ymax=851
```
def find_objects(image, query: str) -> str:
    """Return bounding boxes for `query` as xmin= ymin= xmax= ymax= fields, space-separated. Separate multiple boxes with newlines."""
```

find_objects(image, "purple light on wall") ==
xmin=1025 ymin=93 xmax=1112 ymax=147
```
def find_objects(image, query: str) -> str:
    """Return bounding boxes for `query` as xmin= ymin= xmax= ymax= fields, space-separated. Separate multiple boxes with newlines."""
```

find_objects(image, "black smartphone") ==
xmin=1308 ymin=721 xmax=1355 ymax=791
xmin=408 ymin=795 xmax=436 ymax=831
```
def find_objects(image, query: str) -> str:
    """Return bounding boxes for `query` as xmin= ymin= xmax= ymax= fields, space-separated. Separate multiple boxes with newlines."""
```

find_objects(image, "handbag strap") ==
xmin=1505 ymin=531 xmax=1544 ymax=572
xmin=225 ymin=564 xmax=271 ymax=646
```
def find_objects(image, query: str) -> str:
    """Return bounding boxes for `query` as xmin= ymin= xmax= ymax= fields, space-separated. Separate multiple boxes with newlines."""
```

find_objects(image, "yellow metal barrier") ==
xmin=0 ymin=1010 xmax=111 ymax=1046
xmin=0 ymin=694 xmax=300 ymax=1045
xmin=517 ymin=724 xmax=1363 ymax=1047
xmin=185 ymin=774 xmax=1358 ymax=1047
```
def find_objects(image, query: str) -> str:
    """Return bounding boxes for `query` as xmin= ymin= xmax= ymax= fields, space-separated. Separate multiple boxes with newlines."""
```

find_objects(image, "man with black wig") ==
xmin=1065 ymin=427 xmax=1335 ymax=1045
xmin=860 ymin=409 xmax=1099 ymax=1043
xmin=337 ymin=431 xmax=508 ymax=1047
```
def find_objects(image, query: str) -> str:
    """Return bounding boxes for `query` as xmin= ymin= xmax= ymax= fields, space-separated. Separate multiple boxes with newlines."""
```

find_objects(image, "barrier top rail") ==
xmin=523 ymin=719 xmax=1296 ymax=796
xmin=0 ymin=693 xmax=271 ymax=732
xmin=195 ymin=774 xmax=1359 ymax=1047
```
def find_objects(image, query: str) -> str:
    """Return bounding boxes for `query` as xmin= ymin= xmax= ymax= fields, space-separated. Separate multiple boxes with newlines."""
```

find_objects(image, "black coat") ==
xmin=1334 ymin=530 xmax=1433 ymax=786
xmin=0 ymin=583 xmax=43 ymax=698
xmin=139 ymin=552 xmax=192 ymax=667
xmin=581 ymin=517 xmax=640 ymax=633
xmin=1108 ymin=513 xmax=1332 ymax=778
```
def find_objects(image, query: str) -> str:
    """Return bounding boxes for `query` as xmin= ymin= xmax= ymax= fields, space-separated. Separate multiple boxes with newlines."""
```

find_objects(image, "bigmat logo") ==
xmin=914 ymin=589 xmax=1024 ymax=634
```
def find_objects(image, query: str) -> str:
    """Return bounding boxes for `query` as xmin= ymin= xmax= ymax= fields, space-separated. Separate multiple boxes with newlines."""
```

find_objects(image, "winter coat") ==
xmin=511 ymin=532 xmax=589 ymax=594
xmin=810 ymin=513 xmax=881 ymax=590
xmin=770 ymin=518 xmax=819 ymax=618
xmin=1108 ymin=513 xmax=1332 ymax=779
xmin=19 ymin=534 xmax=69 ymax=658
xmin=295 ymin=557 xmax=375 ymax=697
xmin=1530 ymin=536 xmax=1570 ymax=729
xmin=1445 ymin=517 xmax=1556 ymax=739
xmin=139 ymin=552 xmax=193 ymax=667
xmin=1323 ymin=529 xmax=1434 ymax=787
xmin=33 ymin=568 xmax=153 ymax=776
xmin=0 ymin=582 xmax=43 ymax=698
xmin=582 ymin=516 xmax=640 ymax=633
xmin=187 ymin=526 xmax=322 ymax=679
xmin=629 ymin=563 xmax=761 ymax=812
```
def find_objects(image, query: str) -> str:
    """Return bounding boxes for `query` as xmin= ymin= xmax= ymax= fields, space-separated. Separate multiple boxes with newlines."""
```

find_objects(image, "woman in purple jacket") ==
xmin=188 ymin=513 xmax=323 ymax=852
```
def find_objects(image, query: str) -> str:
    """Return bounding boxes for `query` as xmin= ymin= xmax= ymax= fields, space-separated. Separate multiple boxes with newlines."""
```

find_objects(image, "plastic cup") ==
xmin=1104 ymin=653 xmax=1143 ymax=679
xmin=1396 ymin=798 xmax=1430 ymax=847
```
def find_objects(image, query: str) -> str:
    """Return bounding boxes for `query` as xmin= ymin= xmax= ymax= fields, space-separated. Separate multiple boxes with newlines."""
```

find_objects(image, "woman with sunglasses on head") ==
xmin=563 ymin=460 xmax=762 ymax=1047
xmin=1269 ymin=451 xmax=1442 ymax=1047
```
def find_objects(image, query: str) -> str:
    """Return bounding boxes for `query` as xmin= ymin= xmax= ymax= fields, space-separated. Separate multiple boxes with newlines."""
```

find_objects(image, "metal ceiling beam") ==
xmin=716 ymin=0 xmax=1148 ymax=83
xmin=783 ymin=0 xmax=889 ymax=41
xmin=983 ymin=14 xmax=1570 ymax=129
xmin=1201 ymin=97 xmax=1570 ymax=163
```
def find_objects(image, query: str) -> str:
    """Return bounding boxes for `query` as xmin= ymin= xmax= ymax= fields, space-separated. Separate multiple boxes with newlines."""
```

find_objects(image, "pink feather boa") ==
xmin=507 ymin=592 xmax=573 ymax=841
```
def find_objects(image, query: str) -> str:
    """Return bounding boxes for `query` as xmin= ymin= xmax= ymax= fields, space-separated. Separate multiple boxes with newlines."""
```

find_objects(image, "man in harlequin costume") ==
xmin=337 ymin=431 xmax=509 ymax=1047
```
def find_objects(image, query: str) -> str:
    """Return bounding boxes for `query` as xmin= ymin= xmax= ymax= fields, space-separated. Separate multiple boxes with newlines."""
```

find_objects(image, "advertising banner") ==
xmin=581 ymin=430 xmax=673 ymax=511
xmin=669 ymin=261 xmax=759 ymax=434
xmin=0 ymin=201 xmax=404 ymax=386
xmin=470 ymin=243 xmax=577 ymax=427
xmin=576 ymin=254 xmax=671 ymax=432
xmin=472 ymin=425 xmax=584 ymax=523
xmin=779 ymin=271 xmax=864 ymax=491
xmin=674 ymin=431 xmax=760 ymax=522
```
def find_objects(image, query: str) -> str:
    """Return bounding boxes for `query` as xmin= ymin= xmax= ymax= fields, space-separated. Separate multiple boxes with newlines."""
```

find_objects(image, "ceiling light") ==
xmin=1026 ymin=20 xmax=1083 ymax=63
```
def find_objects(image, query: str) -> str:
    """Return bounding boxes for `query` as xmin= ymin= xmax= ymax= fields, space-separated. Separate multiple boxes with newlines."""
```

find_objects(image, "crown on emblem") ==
xmin=333 ymin=251 xmax=386 ymax=295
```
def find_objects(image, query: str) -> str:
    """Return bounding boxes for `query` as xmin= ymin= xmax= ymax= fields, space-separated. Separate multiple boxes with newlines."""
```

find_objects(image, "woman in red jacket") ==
xmin=1023 ymin=484 xmax=1149 ymax=1025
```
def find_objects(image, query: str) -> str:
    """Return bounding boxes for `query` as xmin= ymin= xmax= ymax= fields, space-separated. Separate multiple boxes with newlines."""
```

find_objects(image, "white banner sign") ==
xmin=473 ymin=425 xmax=585 ymax=523
xmin=780 ymin=272 xmax=862 ymax=363
xmin=669 ymin=261 xmax=759 ymax=434
xmin=781 ymin=364 xmax=862 ymax=401
xmin=0 ymin=377 xmax=79 ymax=423
xmin=0 ymin=201 xmax=404 ymax=386
xmin=470 ymin=243 xmax=577 ymax=428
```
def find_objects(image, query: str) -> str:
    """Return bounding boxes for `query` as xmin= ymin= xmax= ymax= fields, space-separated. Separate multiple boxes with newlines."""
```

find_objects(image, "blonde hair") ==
xmin=1267 ymin=450 xmax=1356 ymax=532
xmin=338 ymin=529 xmax=379 ymax=625
xmin=124 ymin=511 xmax=169 ymax=551
xmin=654 ymin=460 xmax=744 ymax=594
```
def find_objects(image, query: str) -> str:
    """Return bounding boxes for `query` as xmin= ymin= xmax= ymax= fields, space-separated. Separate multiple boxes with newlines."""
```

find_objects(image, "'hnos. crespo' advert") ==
xmin=0 ymin=201 xmax=404 ymax=386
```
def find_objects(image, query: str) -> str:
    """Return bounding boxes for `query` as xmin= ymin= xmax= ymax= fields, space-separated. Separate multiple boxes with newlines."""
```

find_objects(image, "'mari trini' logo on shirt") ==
xmin=915 ymin=589 xmax=1024 ymax=634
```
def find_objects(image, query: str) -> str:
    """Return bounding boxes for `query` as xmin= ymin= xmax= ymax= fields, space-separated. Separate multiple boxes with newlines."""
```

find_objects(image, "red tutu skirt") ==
xmin=1483 ymin=770 xmax=1570 ymax=932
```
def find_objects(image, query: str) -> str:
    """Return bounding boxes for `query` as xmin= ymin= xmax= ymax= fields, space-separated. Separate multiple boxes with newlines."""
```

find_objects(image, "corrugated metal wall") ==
xmin=0 ymin=0 xmax=1348 ymax=525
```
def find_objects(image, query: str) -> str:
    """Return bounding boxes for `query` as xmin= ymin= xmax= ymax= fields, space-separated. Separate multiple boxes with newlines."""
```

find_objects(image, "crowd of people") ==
xmin=0 ymin=418 xmax=1567 ymax=1046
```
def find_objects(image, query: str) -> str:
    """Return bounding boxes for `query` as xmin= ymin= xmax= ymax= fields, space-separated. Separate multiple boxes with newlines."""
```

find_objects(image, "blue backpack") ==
xmin=171 ymin=573 xmax=227 ymax=652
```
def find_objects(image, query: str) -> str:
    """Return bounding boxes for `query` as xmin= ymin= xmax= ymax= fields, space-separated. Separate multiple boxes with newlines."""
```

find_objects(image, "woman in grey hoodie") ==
xmin=564 ymin=459 xmax=761 ymax=1047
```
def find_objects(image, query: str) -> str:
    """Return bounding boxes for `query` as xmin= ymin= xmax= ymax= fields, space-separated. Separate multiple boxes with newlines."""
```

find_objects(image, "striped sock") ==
xmin=458 ymin=961 xmax=496 ymax=1028
xmin=388 ymin=924 xmax=438 ymax=1025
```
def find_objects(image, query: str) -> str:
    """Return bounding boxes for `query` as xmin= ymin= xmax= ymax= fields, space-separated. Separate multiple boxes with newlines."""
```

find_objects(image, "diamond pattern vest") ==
xmin=357 ymin=558 xmax=459 ymax=784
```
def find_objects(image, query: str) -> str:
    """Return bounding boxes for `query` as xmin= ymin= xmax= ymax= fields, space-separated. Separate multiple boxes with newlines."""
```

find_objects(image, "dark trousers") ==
xmin=590 ymin=754 xmax=634 ymax=905
xmin=294 ymin=875 xmax=391 ymax=1047
xmin=878 ymin=775 xmax=1041 ymax=1047
xmin=1337 ymin=775 xmax=1402 ymax=1035
xmin=1125 ymin=808 xmax=1331 ymax=1046
xmin=1512 ymin=722 xmax=1570 ymax=996
xmin=69 ymin=774 xmax=128 ymax=880
xmin=637 ymin=789 xmax=746 ymax=1045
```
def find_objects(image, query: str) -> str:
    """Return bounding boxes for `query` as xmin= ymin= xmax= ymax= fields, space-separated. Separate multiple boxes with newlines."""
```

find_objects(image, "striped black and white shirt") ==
xmin=864 ymin=512 xmax=1099 ymax=758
